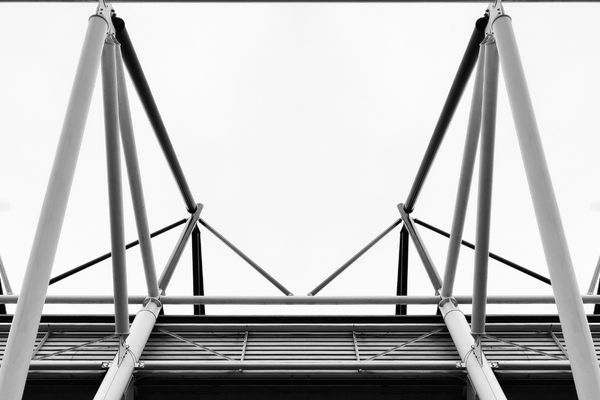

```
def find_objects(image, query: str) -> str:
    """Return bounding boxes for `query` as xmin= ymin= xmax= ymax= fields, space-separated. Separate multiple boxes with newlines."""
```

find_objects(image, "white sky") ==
xmin=1 ymin=2 xmax=600 ymax=316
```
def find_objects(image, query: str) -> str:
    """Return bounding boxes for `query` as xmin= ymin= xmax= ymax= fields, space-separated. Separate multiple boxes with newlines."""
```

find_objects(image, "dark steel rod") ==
xmin=395 ymin=227 xmax=409 ymax=315
xmin=192 ymin=227 xmax=205 ymax=315
xmin=595 ymin=272 xmax=600 ymax=314
xmin=112 ymin=16 xmax=197 ymax=214
xmin=199 ymin=219 xmax=293 ymax=296
xmin=308 ymin=218 xmax=403 ymax=296
xmin=48 ymin=219 xmax=187 ymax=285
xmin=414 ymin=218 xmax=551 ymax=285
xmin=403 ymin=16 xmax=488 ymax=213
xmin=158 ymin=207 xmax=203 ymax=292
xmin=398 ymin=206 xmax=442 ymax=291
xmin=0 ymin=279 xmax=6 ymax=315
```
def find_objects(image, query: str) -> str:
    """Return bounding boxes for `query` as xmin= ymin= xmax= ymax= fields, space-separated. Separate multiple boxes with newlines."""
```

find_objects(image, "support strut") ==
xmin=0 ymin=13 xmax=108 ymax=400
xmin=112 ymin=15 xmax=197 ymax=214
xmin=403 ymin=16 xmax=488 ymax=213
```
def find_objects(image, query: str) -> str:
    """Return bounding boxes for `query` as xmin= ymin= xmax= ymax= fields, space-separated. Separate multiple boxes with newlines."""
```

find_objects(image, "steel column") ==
xmin=494 ymin=14 xmax=600 ymax=399
xmin=471 ymin=38 xmax=499 ymax=336
xmin=442 ymin=44 xmax=485 ymax=298
xmin=112 ymin=16 xmax=197 ymax=214
xmin=396 ymin=227 xmax=409 ymax=315
xmin=115 ymin=44 xmax=160 ymax=298
xmin=192 ymin=227 xmax=205 ymax=315
xmin=0 ymin=14 xmax=108 ymax=400
xmin=403 ymin=16 xmax=488 ymax=213
xmin=93 ymin=299 xmax=161 ymax=400
xmin=440 ymin=300 xmax=507 ymax=400
xmin=103 ymin=39 xmax=130 ymax=336
xmin=398 ymin=205 xmax=442 ymax=291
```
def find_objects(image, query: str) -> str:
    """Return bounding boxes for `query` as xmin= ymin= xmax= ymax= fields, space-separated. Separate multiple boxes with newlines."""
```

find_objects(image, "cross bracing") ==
xmin=0 ymin=0 xmax=600 ymax=399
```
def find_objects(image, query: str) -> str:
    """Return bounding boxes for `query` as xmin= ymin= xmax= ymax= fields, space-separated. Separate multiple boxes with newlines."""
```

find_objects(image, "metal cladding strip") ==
xmin=493 ymin=14 xmax=600 ymax=399
xmin=93 ymin=299 xmax=161 ymax=400
xmin=442 ymin=43 xmax=485 ymax=298
xmin=0 ymin=13 xmax=109 ymax=400
xmin=112 ymin=16 xmax=197 ymax=214
xmin=403 ymin=16 xmax=488 ymax=213
xmin=102 ymin=38 xmax=130 ymax=336
xmin=115 ymin=44 xmax=160 ymax=298
xmin=471 ymin=38 xmax=499 ymax=336
xmin=440 ymin=301 xmax=507 ymax=400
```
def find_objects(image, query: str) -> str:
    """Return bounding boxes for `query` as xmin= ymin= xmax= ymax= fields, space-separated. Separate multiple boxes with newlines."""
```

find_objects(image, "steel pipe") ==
xmin=440 ymin=300 xmax=507 ymax=400
xmin=0 ymin=14 xmax=108 ymax=400
xmin=103 ymin=39 xmax=130 ymax=336
xmin=308 ymin=218 xmax=402 ymax=296
xmin=112 ymin=16 xmax=197 ymax=214
xmin=0 ymin=294 xmax=600 ymax=305
xmin=115 ymin=45 xmax=160 ymax=298
xmin=0 ymin=255 xmax=13 ymax=295
xmin=471 ymin=38 xmax=499 ymax=336
xmin=588 ymin=255 xmax=600 ymax=295
xmin=49 ymin=218 xmax=186 ymax=285
xmin=199 ymin=219 xmax=293 ymax=296
xmin=192 ymin=227 xmax=205 ymax=315
xmin=158 ymin=207 xmax=202 ymax=293
xmin=396 ymin=227 xmax=409 ymax=315
xmin=398 ymin=206 xmax=442 ymax=291
xmin=416 ymin=218 xmax=551 ymax=285
xmin=442 ymin=44 xmax=485 ymax=298
xmin=94 ymin=299 xmax=161 ymax=400
xmin=494 ymin=14 xmax=600 ymax=399
xmin=403 ymin=16 xmax=488 ymax=213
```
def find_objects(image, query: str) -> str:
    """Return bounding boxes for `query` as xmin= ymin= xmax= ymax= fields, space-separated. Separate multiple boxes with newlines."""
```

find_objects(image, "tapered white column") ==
xmin=115 ymin=44 xmax=160 ymax=298
xmin=494 ymin=14 xmax=600 ymax=399
xmin=471 ymin=38 xmax=499 ymax=335
xmin=0 ymin=15 xmax=108 ymax=400
xmin=440 ymin=300 xmax=507 ymax=400
xmin=94 ymin=299 xmax=161 ymax=400
xmin=102 ymin=38 xmax=130 ymax=336
xmin=442 ymin=44 xmax=485 ymax=298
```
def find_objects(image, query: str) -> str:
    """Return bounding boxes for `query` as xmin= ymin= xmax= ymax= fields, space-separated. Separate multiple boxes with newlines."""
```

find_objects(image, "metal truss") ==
xmin=0 ymin=0 xmax=599 ymax=399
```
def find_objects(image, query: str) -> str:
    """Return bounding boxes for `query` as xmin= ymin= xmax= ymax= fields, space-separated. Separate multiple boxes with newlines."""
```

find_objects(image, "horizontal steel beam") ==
xmin=1 ymin=295 xmax=600 ymax=305
xmin=25 ymin=359 xmax=588 ymax=371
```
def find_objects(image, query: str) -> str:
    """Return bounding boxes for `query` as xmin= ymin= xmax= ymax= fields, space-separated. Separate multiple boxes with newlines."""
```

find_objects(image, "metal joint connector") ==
xmin=143 ymin=296 xmax=162 ymax=308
